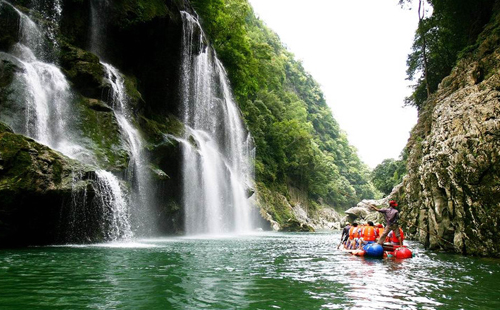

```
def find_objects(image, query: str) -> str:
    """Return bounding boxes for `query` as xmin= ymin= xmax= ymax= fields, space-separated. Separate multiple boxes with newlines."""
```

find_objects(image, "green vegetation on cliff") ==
xmin=402 ymin=0 xmax=497 ymax=109
xmin=191 ymin=0 xmax=377 ymax=215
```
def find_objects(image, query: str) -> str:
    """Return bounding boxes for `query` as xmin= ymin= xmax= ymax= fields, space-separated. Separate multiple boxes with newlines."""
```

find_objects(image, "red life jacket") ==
xmin=390 ymin=228 xmax=405 ymax=243
xmin=377 ymin=227 xmax=384 ymax=238
xmin=356 ymin=226 xmax=363 ymax=238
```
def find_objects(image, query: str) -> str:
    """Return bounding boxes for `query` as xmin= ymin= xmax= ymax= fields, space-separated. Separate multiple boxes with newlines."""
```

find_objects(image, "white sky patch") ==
xmin=248 ymin=0 xmax=420 ymax=168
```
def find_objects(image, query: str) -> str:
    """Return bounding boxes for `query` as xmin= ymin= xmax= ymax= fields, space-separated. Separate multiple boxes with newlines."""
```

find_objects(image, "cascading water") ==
xmin=102 ymin=63 xmax=156 ymax=235
xmin=0 ymin=1 xmax=133 ymax=241
xmin=29 ymin=0 xmax=62 ymax=57
xmin=88 ymin=0 xmax=157 ymax=235
xmin=94 ymin=170 xmax=133 ymax=241
xmin=0 ymin=2 xmax=77 ymax=155
xmin=179 ymin=12 xmax=255 ymax=235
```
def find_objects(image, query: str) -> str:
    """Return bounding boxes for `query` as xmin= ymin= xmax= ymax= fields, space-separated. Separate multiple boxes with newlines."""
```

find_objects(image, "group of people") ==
xmin=339 ymin=200 xmax=404 ymax=250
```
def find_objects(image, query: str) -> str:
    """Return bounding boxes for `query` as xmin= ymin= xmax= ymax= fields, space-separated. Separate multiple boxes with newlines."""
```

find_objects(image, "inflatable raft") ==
xmin=342 ymin=242 xmax=413 ymax=259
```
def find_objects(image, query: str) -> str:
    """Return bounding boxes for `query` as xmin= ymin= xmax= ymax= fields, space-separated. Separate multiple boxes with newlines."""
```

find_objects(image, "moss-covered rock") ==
xmin=123 ymin=73 xmax=143 ymax=110
xmin=76 ymin=96 xmax=129 ymax=171
xmin=0 ymin=58 xmax=16 ymax=88
xmin=255 ymin=182 xmax=297 ymax=230
xmin=0 ymin=122 xmax=13 ymax=133
xmin=137 ymin=114 xmax=185 ymax=234
xmin=82 ymin=97 xmax=113 ymax=112
xmin=108 ymin=0 xmax=173 ymax=29
xmin=0 ymin=128 xmax=109 ymax=247
xmin=0 ymin=57 xmax=17 ymax=108
xmin=139 ymin=114 xmax=184 ymax=144
xmin=0 ymin=55 xmax=33 ymax=134
xmin=59 ymin=43 xmax=107 ymax=99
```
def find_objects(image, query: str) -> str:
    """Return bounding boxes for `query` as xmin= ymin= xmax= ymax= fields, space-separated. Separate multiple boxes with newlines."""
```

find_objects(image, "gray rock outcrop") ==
xmin=343 ymin=193 xmax=400 ymax=225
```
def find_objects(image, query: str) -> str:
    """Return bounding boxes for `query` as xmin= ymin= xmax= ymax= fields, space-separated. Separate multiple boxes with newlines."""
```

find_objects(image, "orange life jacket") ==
xmin=349 ymin=226 xmax=356 ymax=240
xmin=362 ymin=226 xmax=376 ymax=242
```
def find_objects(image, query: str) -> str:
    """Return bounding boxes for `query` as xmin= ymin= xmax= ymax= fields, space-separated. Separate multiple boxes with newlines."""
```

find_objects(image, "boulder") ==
xmin=0 ymin=128 xmax=108 ymax=247
xmin=292 ymin=203 xmax=342 ymax=230
xmin=59 ymin=44 xmax=107 ymax=99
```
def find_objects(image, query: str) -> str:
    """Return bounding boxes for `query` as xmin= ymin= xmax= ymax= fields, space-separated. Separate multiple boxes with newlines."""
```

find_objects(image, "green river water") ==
xmin=1 ymin=232 xmax=499 ymax=309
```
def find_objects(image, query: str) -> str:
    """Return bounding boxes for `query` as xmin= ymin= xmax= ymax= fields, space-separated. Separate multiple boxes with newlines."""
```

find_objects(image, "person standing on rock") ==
xmin=369 ymin=200 xmax=402 ymax=246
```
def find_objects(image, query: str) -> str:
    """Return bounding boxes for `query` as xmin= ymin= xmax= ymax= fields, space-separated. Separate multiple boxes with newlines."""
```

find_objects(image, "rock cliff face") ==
xmin=394 ymin=10 xmax=500 ymax=257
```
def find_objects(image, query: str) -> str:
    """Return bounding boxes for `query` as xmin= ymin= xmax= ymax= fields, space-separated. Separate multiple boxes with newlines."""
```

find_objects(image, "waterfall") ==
xmin=0 ymin=1 xmax=85 ymax=158
xmin=94 ymin=170 xmax=133 ymax=241
xmin=89 ymin=0 xmax=109 ymax=60
xmin=89 ymin=0 xmax=157 ymax=236
xmin=0 ymin=1 xmax=133 ymax=241
xmin=179 ymin=12 xmax=255 ymax=235
xmin=102 ymin=63 xmax=156 ymax=235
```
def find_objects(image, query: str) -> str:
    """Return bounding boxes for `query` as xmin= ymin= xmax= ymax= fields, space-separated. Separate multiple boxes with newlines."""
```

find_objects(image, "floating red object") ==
xmin=393 ymin=246 xmax=413 ymax=259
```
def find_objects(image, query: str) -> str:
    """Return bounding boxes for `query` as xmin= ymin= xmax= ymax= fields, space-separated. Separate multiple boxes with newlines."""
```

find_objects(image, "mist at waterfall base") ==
xmin=0 ymin=1 xmax=257 ymax=241
xmin=1 ymin=232 xmax=500 ymax=309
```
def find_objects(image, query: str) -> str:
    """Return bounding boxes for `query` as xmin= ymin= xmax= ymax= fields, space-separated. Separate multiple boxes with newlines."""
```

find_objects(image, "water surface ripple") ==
xmin=1 ymin=232 xmax=499 ymax=309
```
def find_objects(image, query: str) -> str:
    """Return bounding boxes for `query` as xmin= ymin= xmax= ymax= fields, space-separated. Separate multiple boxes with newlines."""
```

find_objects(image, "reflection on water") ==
xmin=1 ymin=232 xmax=499 ymax=309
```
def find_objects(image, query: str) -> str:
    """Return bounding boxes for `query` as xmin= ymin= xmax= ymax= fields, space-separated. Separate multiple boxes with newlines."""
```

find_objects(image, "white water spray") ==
xmin=95 ymin=170 xmax=133 ymax=241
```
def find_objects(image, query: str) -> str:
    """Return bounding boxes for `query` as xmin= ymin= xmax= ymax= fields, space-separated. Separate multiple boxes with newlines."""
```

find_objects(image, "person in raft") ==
xmin=340 ymin=222 xmax=351 ymax=248
xmin=347 ymin=223 xmax=359 ymax=249
xmin=369 ymin=200 xmax=402 ymax=246
xmin=388 ymin=228 xmax=404 ymax=245
xmin=358 ymin=221 xmax=378 ymax=249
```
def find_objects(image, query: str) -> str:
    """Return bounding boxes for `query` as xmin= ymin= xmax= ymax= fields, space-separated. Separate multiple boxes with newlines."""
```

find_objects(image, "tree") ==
xmin=371 ymin=157 xmax=407 ymax=196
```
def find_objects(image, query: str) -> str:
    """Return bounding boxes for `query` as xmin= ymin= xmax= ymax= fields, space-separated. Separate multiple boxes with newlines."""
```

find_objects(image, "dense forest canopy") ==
xmin=190 ymin=0 xmax=379 ymax=211
xmin=370 ymin=155 xmax=407 ymax=196
xmin=401 ymin=0 xmax=497 ymax=109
